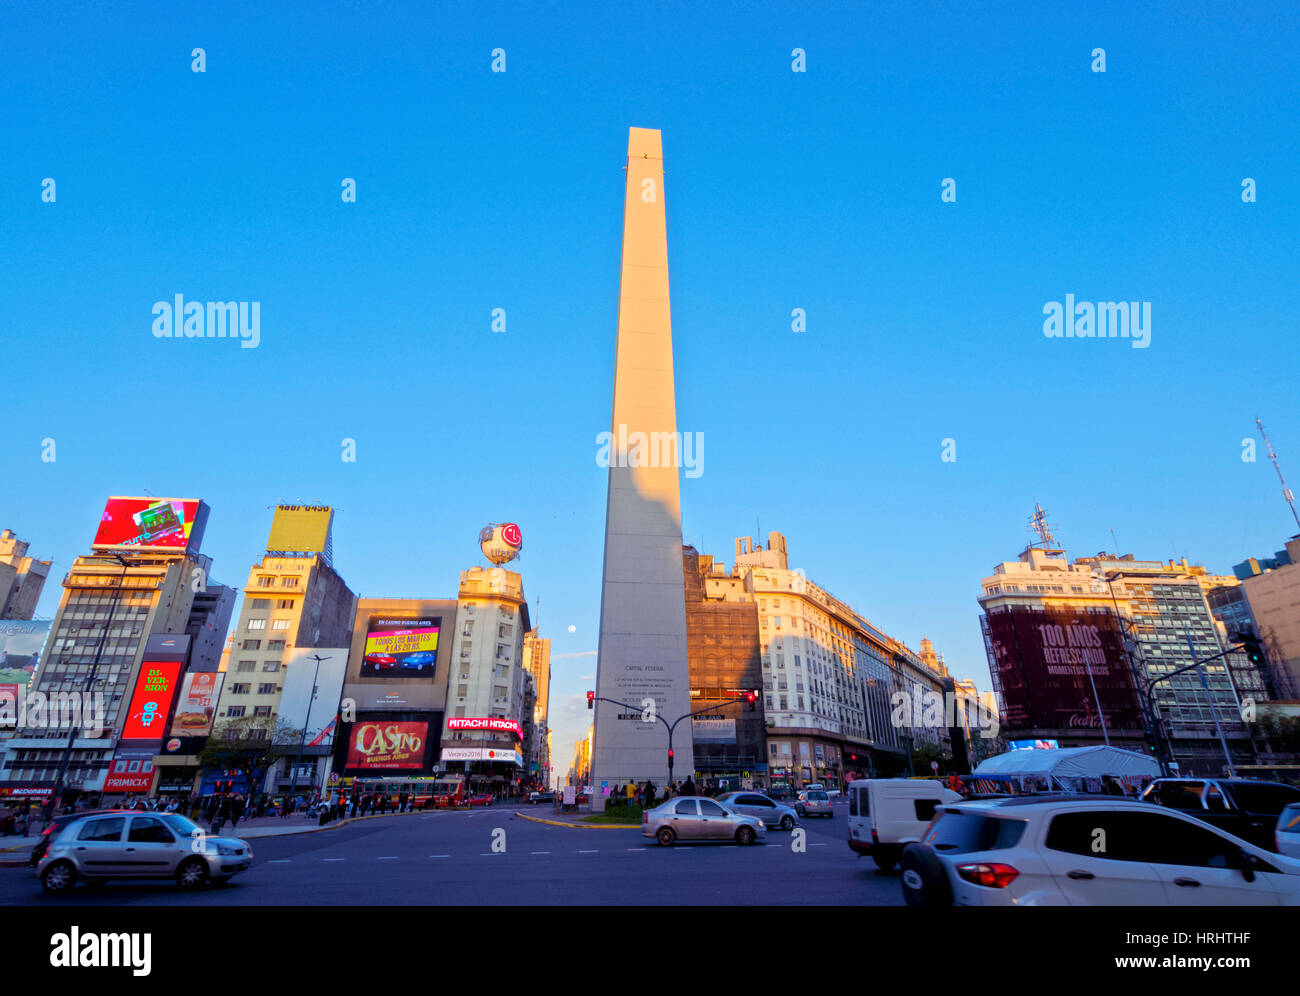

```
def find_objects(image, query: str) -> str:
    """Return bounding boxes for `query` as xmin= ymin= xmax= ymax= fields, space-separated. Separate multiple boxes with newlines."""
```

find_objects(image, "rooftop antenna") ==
xmin=1110 ymin=528 xmax=1120 ymax=556
xmin=1257 ymin=417 xmax=1300 ymax=533
xmin=1028 ymin=503 xmax=1063 ymax=556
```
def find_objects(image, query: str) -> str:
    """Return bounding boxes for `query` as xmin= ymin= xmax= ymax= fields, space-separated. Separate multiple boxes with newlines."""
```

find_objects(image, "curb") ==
xmin=513 ymin=810 xmax=639 ymax=830
xmin=235 ymin=808 xmax=427 ymax=838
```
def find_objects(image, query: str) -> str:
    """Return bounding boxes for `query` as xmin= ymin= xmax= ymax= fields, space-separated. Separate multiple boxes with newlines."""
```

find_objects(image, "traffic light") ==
xmin=1235 ymin=632 xmax=1266 ymax=667
xmin=667 ymin=749 xmax=674 ymax=762
xmin=586 ymin=690 xmax=594 ymax=710
xmin=745 ymin=690 xmax=757 ymax=712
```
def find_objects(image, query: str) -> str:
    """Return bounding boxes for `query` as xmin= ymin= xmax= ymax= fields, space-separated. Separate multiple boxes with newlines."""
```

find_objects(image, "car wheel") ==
xmin=872 ymin=848 xmax=899 ymax=872
xmin=735 ymin=825 xmax=757 ymax=846
xmin=656 ymin=826 xmax=676 ymax=846
xmin=41 ymin=860 xmax=76 ymax=893
xmin=176 ymin=857 xmax=210 ymax=889
xmin=780 ymin=815 xmax=794 ymax=831
xmin=899 ymin=843 xmax=953 ymax=908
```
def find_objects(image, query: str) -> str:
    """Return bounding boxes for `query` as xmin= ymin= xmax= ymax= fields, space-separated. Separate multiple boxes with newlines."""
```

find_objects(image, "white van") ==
xmin=847 ymin=778 xmax=962 ymax=870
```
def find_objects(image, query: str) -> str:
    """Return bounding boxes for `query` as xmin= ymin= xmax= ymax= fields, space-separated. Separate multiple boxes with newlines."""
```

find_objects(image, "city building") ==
xmin=334 ymin=597 xmax=457 ymax=798
xmin=0 ymin=497 xmax=229 ymax=806
xmin=211 ymin=505 xmax=356 ymax=796
xmin=977 ymin=512 xmax=1269 ymax=776
xmin=1238 ymin=535 xmax=1300 ymax=700
xmin=522 ymin=630 xmax=551 ymax=787
xmin=442 ymin=566 xmax=533 ymax=793
xmin=0 ymin=528 xmax=51 ymax=620
xmin=682 ymin=545 xmax=765 ymax=789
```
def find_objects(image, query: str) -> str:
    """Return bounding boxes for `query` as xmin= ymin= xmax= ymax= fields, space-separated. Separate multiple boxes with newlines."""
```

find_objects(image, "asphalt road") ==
xmin=0 ymin=799 xmax=903 ymax=906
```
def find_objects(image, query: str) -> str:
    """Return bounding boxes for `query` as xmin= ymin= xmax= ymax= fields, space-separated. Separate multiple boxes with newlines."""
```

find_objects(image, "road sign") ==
xmin=930 ymin=761 xmax=939 ymax=772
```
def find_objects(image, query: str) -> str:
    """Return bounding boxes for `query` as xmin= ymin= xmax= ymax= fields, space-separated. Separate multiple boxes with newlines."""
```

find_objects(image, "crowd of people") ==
xmin=600 ymin=775 xmax=741 ymax=811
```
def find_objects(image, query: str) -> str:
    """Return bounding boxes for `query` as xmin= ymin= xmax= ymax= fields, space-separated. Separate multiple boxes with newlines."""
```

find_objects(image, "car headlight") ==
xmin=215 ymin=843 xmax=243 ymax=856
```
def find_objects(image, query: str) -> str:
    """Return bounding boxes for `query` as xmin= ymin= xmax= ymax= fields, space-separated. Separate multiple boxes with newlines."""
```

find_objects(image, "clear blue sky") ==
xmin=3 ymin=2 xmax=1298 ymax=779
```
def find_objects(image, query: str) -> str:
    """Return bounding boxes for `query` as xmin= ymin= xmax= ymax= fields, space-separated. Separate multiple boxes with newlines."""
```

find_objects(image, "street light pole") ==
xmin=285 ymin=653 xmax=327 ymax=809
xmin=45 ymin=554 xmax=130 ymax=822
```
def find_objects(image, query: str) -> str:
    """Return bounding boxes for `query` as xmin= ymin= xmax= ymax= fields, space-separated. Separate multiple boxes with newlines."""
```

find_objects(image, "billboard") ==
xmin=122 ymin=660 xmax=184 ymax=741
xmin=984 ymin=607 xmax=1144 ymax=735
xmin=447 ymin=717 xmax=522 ymax=738
xmin=267 ymin=505 xmax=334 ymax=554
xmin=278 ymin=648 xmax=348 ymax=746
xmin=361 ymin=617 xmax=440 ymax=678
xmin=0 ymin=619 xmax=51 ymax=687
xmin=92 ymin=497 xmax=207 ymax=552
xmin=690 ymin=715 xmax=737 ymax=744
xmin=440 ymin=747 xmax=522 ymax=766
xmin=169 ymin=672 xmax=225 ymax=736
xmin=103 ymin=746 xmax=157 ymax=793
xmin=346 ymin=720 xmax=428 ymax=769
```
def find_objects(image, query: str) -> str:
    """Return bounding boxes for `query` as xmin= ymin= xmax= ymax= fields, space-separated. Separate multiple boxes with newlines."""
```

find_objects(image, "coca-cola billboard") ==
xmin=984 ymin=606 xmax=1144 ymax=735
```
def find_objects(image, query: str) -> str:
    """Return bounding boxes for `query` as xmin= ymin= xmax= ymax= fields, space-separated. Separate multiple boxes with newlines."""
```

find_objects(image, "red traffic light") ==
xmin=586 ymin=690 xmax=594 ymax=709
xmin=668 ymin=749 xmax=674 ymax=760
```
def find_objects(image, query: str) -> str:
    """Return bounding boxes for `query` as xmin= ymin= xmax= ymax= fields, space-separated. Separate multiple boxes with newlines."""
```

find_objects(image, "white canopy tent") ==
xmin=971 ymin=746 xmax=1160 ymax=792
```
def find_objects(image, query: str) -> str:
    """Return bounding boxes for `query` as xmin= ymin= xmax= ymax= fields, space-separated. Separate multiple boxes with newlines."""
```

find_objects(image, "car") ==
xmin=400 ymin=652 xmax=437 ymax=670
xmin=1140 ymin=778 xmax=1300 ymax=852
xmin=364 ymin=653 xmax=397 ymax=669
xmin=847 ymin=778 xmax=963 ymax=870
xmin=898 ymin=796 xmax=1300 ymax=907
xmin=716 ymin=791 xmax=798 ymax=830
xmin=643 ymin=797 xmax=767 ymax=846
xmin=467 ymin=793 xmax=493 ymax=807
xmin=35 ymin=810 xmax=254 ymax=893
xmin=1277 ymin=802 xmax=1300 ymax=859
xmin=528 ymin=791 xmax=555 ymax=805
xmin=795 ymin=790 xmax=833 ymax=818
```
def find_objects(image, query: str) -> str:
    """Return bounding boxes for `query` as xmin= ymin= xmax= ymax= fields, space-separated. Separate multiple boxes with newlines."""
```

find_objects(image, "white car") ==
xmin=1278 ymin=803 xmax=1300 ymax=859
xmin=899 ymin=797 xmax=1300 ymax=906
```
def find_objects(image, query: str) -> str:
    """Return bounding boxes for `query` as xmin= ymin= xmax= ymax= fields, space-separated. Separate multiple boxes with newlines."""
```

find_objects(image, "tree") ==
xmin=197 ymin=715 xmax=302 ymax=801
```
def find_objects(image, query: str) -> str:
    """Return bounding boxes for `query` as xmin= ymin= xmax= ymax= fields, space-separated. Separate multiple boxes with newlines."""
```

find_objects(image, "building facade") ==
xmin=0 ymin=529 xmax=51 ymax=620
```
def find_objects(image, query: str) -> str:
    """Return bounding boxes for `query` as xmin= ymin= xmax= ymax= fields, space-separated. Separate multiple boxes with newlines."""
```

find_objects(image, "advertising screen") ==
xmin=267 ymin=505 xmax=334 ymax=554
xmin=122 ymin=660 xmax=184 ymax=741
xmin=346 ymin=720 xmax=428 ymax=770
xmin=447 ymin=717 xmax=522 ymax=738
xmin=93 ymin=497 xmax=206 ymax=551
xmin=103 ymin=747 xmax=157 ymax=793
xmin=0 ymin=619 xmax=51 ymax=686
xmin=361 ymin=617 xmax=440 ymax=678
xmin=984 ymin=607 xmax=1144 ymax=735
xmin=169 ymin=672 xmax=224 ymax=736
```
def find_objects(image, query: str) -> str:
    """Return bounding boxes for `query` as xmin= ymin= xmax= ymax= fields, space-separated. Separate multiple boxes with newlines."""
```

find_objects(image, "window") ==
xmin=262 ymin=661 xmax=281 ymax=672
xmin=271 ymin=619 xmax=292 ymax=631
xmin=267 ymin=640 xmax=285 ymax=650
xmin=256 ymin=576 xmax=274 ymax=588
xmin=492 ymin=685 xmax=508 ymax=700
xmin=257 ymin=683 xmax=277 ymax=695
xmin=231 ymin=683 xmax=250 ymax=694
xmin=253 ymin=706 xmax=271 ymax=717
xmin=227 ymin=706 xmax=246 ymax=717
xmin=246 ymin=618 xmax=266 ymax=631
xmin=237 ymin=660 xmax=255 ymax=673
xmin=673 ymin=799 xmax=698 ymax=816
xmin=78 ymin=817 xmax=125 ymax=842
xmin=242 ymin=640 xmax=260 ymax=651
xmin=276 ymin=599 xmax=294 ymax=609
xmin=698 ymin=799 xmax=728 ymax=817
xmin=250 ymin=598 xmax=270 ymax=608
xmin=281 ymin=577 xmax=300 ymax=587
xmin=913 ymin=798 xmax=941 ymax=821
xmin=128 ymin=816 xmax=174 ymax=844
xmin=456 ymin=684 xmax=468 ymax=698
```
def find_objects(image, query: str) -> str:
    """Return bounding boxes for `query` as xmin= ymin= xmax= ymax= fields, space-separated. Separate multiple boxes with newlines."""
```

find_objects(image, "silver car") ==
xmin=36 ymin=810 xmax=254 ymax=893
xmin=796 ymin=790 xmax=834 ymax=818
xmin=643 ymin=797 xmax=767 ymax=846
xmin=716 ymin=791 xmax=798 ymax=830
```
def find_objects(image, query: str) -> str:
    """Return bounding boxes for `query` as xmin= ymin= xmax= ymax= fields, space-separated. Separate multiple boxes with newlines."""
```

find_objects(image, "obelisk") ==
xmin=590 ymin=127 xmax=694 ymax=805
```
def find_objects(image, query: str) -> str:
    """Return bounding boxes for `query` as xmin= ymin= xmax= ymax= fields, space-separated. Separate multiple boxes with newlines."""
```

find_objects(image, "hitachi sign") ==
xmin=447 ymin=717 xmax=521 ymax=737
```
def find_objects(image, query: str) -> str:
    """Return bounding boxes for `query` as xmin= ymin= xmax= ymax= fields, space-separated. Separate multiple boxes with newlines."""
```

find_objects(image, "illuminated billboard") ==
xmin=267 ymin=505 xmax=334 ymax=554
xmin=93 ymin=497 xmax=208 ymax=552
xmin=103 ymin=746 xmax=157 ymax=793
xmin=169 ymin=671 xmax=224 ymax=736
xmin=122 ymin=660 xmax=184 ymax=741
xmin=984 ymin=607 xmax=1144 ymax=735
xmin=361 ymin=617 xmax=440 ymax=678
xmin=346 ymin=721 xmax=428 ymax=770
xmin=0 ymin=619 xmax=50 ymax=687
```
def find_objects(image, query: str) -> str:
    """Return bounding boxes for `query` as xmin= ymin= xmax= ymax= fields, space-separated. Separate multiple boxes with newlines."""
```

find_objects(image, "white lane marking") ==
xmin=530 ymin=851 xmax=551 ymax=855
xmin=811 ymin=843 xmax=827 ymax=847
xmin=430 ymin=854 xmax=450 ymax=858
xmin=268 ymin=859 xmax=291 ymax=863
xmin=322 ymin=858 xmax=345 ymax=862
xmin=578 ymin=849 xmax=598 ymax=854
xmin=377 ymin=856 xmax=399 ymax=860
xmin=626 ymin=848 xmax=646 ymax=852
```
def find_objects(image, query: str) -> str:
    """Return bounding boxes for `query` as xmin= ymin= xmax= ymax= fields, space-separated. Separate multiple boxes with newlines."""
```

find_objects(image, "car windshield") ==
xmin=160 ymin=814 xmax=204 ymax=837
xmin=809 ymin=792 xmax=828 ymax=800
xmin=1227 ymin=782 xmax=1300 ymax=816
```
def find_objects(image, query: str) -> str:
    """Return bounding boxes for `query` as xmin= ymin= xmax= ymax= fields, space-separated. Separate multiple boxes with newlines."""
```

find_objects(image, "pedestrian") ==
xmin=643 ymin=780 xmax=656 ymax=809
xmin=232 ymin=793 xmax=245 ymax=827
xmin=398 ymin=790 xmax=407 ymax=813
xmin=681 ymin=776 xmax=696 ymax=797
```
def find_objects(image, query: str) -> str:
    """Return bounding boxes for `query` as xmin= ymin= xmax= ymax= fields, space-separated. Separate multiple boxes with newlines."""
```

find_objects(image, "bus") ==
xmin=432 ymin=775 xmax=467 ymax=808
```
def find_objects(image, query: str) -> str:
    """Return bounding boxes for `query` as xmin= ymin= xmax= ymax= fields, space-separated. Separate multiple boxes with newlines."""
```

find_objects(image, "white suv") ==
xmin=899 ymin=797 xmax=1300 ymax=906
